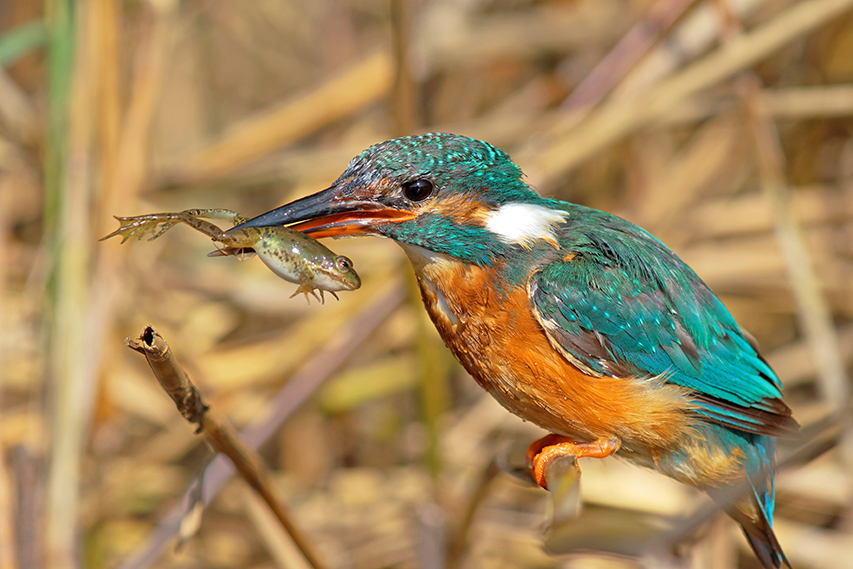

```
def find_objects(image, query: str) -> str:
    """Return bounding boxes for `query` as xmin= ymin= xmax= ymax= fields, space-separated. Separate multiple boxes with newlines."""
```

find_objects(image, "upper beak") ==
xmin=229 ymin=186 xmax=416 ymax=238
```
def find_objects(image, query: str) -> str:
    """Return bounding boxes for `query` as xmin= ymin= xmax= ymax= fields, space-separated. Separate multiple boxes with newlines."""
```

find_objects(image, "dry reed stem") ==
xmin=527 ymin=0 xmax=853 ymax=186
xmin=7 ymin=448 xmax=41 ymax=569
xmin=0 ymin=455 xmax=16 ymax=569
xmin=0 ymin=68 xmax=38 ymax=143
xmin=544 ymin=455 xmax=581 ymax=526
xmin=92 ymin=0 xmax=120 ymax=205
xmin=737 ymin=74 xmax=850 ymax=413
xmin=446 ymin=459 xmax=500 ymax=569
xmin=242 ymin=489 xmax=316 ymax=569
xmin=391 ymin=0 xmax=417 ymax=136
xmin=637 ymin=114 xmax=742 ymax=231
xmin=767 ymin=324 xmax=853 ymax=389
xmin=161 ymin=51 xmax=394 ymax=185
xmin=424 ymin=4 xmax=630 ymax=68
xmin=45 ymin=3 xmax=96 ymax=566
xmin=100 ymin=0 xmax=175 ymax=228
xmin=763 ymin=84 xmax=853 ymax=118
xmin=0 ymin=150 xmax=11 ymax=363
xmin=561 ymin=0 xmax=698 ymax=115
xmin=126 ymin=325 xmax=329 ymax=569
xmin=611 ymin=0 xmax=769 ymax=101
xmin=686 ymin=183 xmax=853 ymax=238
xmin=87 ymin=4 xmax=176 ymax=443
xmin=118 ymin=281 xmax=405 ymax=569
xmin=652 ymin=84 xmax=853 ymax=127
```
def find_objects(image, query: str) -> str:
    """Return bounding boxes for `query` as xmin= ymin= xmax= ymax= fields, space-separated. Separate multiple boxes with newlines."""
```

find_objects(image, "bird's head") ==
xmin=234 ymin=133 xmax=568 ymax=266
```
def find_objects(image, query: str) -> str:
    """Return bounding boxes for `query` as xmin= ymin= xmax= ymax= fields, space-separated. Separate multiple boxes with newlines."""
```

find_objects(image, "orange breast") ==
xmin=407 ymin=250 xmax=701 ymax=460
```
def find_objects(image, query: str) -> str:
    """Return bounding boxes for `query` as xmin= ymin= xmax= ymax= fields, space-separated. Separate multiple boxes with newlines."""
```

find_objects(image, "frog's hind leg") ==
xmin=183 ymin=208 xmax=248 ymax=227
xmin=101 ymin=210 xmax=239 ymax=244
xmin=168 ymin=210 xmax=259 ymax=251
xmin=170 ymin=211 xmax=232 ymax=242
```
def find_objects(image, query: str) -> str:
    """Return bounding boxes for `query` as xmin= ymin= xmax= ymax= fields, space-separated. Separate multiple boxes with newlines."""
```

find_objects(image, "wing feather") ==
xmin=530 ymin=213 xmax=797 ymax=437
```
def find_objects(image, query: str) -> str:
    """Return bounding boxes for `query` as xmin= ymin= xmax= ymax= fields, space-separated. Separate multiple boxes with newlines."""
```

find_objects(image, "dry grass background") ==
xmin=2 ymin=0 xmax=853 ymax=568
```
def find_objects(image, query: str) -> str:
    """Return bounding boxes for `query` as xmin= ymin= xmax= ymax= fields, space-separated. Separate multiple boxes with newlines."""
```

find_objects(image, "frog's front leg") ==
xmin=207 ymin=246 xmax=256 ymax=260
xmin=289 ymin=278 xmax=324 ymax=305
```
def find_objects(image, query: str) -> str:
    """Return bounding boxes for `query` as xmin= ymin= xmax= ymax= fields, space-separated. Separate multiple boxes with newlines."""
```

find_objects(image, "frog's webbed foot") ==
xmin=100 ymin=215 xmax=179 ymax=244
xmin=150 ymin=222 xmax=178 ymax=241
xmin=289 ymin=281 xmax=323 ymax=305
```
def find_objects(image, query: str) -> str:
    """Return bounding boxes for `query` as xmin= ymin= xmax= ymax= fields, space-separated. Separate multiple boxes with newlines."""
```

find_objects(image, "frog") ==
xmin=101 ymin=208 xmax=361 ymax=303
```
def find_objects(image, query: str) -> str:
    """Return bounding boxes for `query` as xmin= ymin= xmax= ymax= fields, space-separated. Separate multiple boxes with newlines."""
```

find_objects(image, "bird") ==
xmin=233 ymin=133 xmax=798 ymax=568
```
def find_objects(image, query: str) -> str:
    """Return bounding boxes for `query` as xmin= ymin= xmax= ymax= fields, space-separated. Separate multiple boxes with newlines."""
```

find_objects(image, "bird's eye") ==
xmin=335 ymin=256 xmax=353 ymax=272
xmin=402 ymin=179 xmax=434 ymax=202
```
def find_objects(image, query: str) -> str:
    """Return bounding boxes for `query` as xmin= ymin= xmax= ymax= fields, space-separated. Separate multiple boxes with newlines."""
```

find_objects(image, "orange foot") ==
xmin=526 ymin=434 xmax=621 ymax=489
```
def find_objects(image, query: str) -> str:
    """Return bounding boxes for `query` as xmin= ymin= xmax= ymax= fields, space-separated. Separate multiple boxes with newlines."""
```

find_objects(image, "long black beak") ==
xmin=230 ymin=186 xmax=416 ymax=238
xmin=230 ymin=187 xmax=349 ymax=230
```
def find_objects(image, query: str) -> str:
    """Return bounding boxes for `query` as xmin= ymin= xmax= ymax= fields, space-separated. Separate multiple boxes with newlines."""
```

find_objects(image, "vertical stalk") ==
xmin=43 ymin=0 xmax=75 ymax=566
xmin=390 ymin=0 xmax=417 ymax=136
xmin=44 ymin=0 xmax=73 ymax=236
xmin=44 ymin=1 xmax=98 ymax=567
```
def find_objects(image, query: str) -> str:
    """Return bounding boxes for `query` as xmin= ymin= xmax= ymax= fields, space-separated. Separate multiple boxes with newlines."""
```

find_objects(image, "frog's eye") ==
xmin=335 ymin=256 xmax=354 ymax=272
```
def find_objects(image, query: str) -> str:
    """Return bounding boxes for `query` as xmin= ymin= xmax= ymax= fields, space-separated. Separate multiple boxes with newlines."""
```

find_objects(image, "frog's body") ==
xmin=102 ymin=208 xmax=360 ymax=302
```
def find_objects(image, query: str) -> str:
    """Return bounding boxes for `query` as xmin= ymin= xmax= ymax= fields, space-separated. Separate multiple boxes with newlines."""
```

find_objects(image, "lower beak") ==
xmin=230 ymin=186 xmax=415 ymax=238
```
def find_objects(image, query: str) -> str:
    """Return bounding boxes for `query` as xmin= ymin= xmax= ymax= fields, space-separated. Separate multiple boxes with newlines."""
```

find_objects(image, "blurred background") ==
xmin=2 ymin=0 xmax=853 ymax=568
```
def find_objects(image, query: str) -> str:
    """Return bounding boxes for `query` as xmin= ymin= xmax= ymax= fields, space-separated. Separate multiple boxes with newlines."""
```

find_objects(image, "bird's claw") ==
xmin=526 ymin=435 xmax=621 ymax=490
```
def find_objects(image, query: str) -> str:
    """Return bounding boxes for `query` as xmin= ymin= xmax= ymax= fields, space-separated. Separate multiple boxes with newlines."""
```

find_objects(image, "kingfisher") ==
xmin=233 ymin=133 xmax=797 ymax=568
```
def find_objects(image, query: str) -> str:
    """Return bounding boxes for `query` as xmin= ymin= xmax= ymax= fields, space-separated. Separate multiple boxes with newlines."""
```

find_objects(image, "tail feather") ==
xmin=723 ymin=478 xmax=791 ymax=569
xmin=741 ymin=524 xmax=790 ymax=569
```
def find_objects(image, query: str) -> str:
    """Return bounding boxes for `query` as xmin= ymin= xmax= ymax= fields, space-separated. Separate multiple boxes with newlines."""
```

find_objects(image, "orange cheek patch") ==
xmin=422 ymin=192 xmax=494 ymax=225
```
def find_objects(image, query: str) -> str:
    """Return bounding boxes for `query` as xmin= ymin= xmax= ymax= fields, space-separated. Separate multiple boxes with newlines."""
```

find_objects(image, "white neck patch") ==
xmin=399 ymin=243 xmax=456 ymax=272
xmin=484 ymin=203 xmax=568 ymax=248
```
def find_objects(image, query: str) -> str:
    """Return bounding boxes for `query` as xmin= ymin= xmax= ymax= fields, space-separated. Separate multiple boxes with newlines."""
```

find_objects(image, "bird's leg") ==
xmin=526 ymin=434 xmax=621 ymax=490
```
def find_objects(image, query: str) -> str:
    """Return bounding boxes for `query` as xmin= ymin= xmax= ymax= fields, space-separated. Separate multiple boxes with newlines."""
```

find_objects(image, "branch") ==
xmin=126 ymin=325 xmax=328 ymax=569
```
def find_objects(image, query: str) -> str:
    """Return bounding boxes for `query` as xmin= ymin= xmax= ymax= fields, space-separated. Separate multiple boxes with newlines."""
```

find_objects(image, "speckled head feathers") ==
xmin=234 ymin=133 xmax=564 ymax=267
xmin=334 ymin=133 xmax=536 ymax=204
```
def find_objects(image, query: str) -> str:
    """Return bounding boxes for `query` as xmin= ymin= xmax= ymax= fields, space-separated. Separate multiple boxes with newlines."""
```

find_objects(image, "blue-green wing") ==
xmin=530 ymin=219 xmax=796 ymax=437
